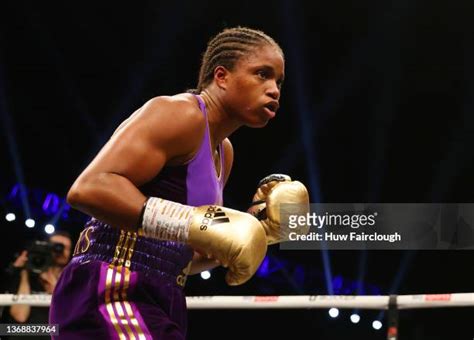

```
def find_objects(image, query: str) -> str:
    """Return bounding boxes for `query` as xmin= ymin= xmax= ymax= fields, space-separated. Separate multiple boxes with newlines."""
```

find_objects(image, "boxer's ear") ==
xmin=214 ymin=66 xmax=230 ymax=90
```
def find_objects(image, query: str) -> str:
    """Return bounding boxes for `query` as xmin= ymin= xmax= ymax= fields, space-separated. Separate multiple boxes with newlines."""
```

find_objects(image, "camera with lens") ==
xmin=26 ymin=240 xmax=65 ymax=274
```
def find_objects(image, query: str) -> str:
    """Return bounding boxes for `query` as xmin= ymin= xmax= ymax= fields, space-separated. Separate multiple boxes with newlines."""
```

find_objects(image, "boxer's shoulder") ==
xmin=142 ymin=94 xmax=206 ymax=130
xmin=126 ymin=94 xmax=204 ymax=165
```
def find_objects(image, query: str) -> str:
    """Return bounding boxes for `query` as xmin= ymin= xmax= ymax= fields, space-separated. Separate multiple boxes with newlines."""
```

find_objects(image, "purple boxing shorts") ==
xmin=50 ymin=219 xmax=193 ymax=339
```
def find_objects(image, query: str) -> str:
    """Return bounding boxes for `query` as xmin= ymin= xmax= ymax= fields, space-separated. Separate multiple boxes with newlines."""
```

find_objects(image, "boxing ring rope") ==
xmin=1 ymin=292 xmax=474 ymax=309
xmin=2 ymin=293 xmax=473 ymax=339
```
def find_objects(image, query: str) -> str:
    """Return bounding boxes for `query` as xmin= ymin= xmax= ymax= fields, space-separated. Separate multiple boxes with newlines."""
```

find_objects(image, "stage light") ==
xmin=45 ymin=224 xmax=55 ymax=234
xmin=6 ymin=213 xmax=16 ymax=222
xmin=25 ymin=218 xmax=35 ymax=228
xmin=350 ymin=314 xmax=360 ymax=323
xmin=200 ymin=271 xmax=211 ymax=280
xmin=372 ymin=320 xmax=382 ymax=330
xmin=329 ymin=308 xmax=339 ymax=318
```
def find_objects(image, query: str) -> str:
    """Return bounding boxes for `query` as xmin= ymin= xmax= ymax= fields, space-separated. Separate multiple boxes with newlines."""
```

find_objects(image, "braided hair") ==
xmin=189 ymin=27 xmax=283 ymax=94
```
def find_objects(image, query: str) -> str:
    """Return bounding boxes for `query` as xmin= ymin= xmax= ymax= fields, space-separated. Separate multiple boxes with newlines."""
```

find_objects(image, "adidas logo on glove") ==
xmin=199 ymin=206 xmax=230 ymax=231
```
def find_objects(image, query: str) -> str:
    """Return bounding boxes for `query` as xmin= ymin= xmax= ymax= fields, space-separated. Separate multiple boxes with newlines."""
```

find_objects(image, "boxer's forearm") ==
xmin=67 ymin=172 xmax=146 ymax=231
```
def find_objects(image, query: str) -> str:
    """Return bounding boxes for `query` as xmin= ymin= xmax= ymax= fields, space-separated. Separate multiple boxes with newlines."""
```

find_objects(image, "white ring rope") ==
xmin=1 ymin=293 xmax=474 ymax=310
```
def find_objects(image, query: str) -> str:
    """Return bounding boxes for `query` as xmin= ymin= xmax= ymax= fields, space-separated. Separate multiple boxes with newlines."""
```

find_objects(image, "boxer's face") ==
xmin=225 ymin=44 xmax=285 ymax=127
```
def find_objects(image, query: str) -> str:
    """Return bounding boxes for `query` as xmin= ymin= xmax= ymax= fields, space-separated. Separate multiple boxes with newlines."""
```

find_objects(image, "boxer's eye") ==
xmin=257 ymin=70 xmax=269 ymax=80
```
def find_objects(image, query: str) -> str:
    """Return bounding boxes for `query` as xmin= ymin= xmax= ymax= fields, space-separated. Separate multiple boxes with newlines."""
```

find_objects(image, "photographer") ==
xmin=1 ymin=231 xmax=72 ymax=328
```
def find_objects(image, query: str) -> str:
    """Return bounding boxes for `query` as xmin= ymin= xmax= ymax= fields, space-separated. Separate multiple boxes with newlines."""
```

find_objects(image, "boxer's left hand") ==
xmin=247 ymin=174 xmax=310 ymax=244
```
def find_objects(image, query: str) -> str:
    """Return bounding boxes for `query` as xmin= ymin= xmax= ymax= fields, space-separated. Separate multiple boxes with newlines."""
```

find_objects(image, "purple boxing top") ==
xmin=140 ymin=94 xmax=224 ymax=206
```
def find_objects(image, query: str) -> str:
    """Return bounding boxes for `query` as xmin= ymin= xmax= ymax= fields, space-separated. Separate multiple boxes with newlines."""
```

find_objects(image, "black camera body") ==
xmin=27 ymin=240 xmax=64 ymax=274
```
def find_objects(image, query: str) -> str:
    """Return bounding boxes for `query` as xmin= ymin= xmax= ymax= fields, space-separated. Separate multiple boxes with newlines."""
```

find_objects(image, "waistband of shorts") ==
xmin=71 ymin=219 xmax=193 ymax=288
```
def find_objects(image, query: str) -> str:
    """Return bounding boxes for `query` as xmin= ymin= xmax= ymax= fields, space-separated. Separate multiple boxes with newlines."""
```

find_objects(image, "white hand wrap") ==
xmin=142 ymin=197 xmax=194 ymax=242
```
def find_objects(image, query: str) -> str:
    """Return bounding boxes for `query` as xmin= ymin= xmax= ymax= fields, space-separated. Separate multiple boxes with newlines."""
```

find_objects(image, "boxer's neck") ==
xmin=200 ymin=86 xmax=241 ymax=150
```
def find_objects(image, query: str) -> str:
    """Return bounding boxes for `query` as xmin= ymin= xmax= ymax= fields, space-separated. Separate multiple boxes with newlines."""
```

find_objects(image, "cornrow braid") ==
xmin=190 ymin=27 xmax=283 ymax=93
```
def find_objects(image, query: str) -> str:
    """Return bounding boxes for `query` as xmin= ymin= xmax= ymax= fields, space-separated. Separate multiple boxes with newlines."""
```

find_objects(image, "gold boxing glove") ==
xmin=142 ymin=198 xmax=267 ymax=285
xmin=247 ymin=174 xmax=310 ymax=244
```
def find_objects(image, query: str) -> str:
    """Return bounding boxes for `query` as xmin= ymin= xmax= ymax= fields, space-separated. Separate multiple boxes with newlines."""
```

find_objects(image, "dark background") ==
xmin=1 ymin=1 xmax=474 ymax=339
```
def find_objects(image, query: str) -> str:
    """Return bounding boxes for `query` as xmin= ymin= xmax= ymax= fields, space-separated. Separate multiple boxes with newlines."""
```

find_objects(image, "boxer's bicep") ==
xmin=77 ymin=96 xmax=204 ymax=187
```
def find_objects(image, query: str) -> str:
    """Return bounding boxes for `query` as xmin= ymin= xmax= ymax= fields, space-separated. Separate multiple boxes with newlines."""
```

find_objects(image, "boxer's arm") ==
xmin=189 ymin=138 xmax=234 ymax=274
xmin=67 ymin=95 xmax=205 ymax=231
xmin=69 ymin=97 xmax=266 ymax=285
